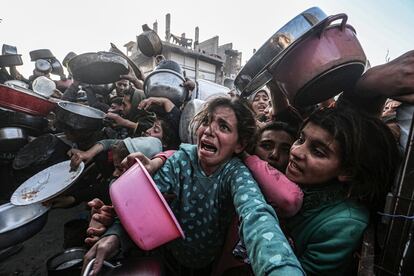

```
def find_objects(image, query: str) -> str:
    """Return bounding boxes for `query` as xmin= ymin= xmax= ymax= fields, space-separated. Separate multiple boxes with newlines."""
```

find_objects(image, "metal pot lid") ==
xmin=235 ymin=7 xmax=327 ymax=97
xmin=11 ymin=160 xmax=84 ymax=205
xmin=35 ymin=59 xmax=52 ymax=73
xmin=32 ymin=76 xmax=56 ymax=98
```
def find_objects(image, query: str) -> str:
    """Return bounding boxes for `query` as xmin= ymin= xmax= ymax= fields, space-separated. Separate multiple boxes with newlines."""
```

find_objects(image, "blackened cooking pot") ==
xmin=137 ymin=24 xmax=163 ymax=57
xmin=29 ymin=49 xmax=55 ymax=61
xmin=0 ymin=54 xmax=23 ymax=67
xmin=0 ymin=127 xmax=28 ymax=152
xmin=269 ymin=14 xmax=367 ymax=107
xmin=68 ymin=52 xmax=129 ymax=84
xmin=56 ymin=101 xmax=105 ymax=131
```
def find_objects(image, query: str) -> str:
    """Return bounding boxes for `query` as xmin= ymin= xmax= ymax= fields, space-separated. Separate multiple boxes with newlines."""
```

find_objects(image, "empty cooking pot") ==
xmin=144 ymin=69 xmax=187 ymax=107
xmin=56 ymin=101 xmax=105 ymax=131
xmin=46 ymin=247 xmax=86 ymax=276
xmin=137 ymin=24 xmax=163 ymax=57
xmin=30 ymin=49 xmax=55 ymax=61
xmin=0 ymin=127 xmax=28 ymax=152
xmin=0 ymin=202 xmax=50 ymax=249
xmin=270 ymin=13 xmax=367 ymax=107
xmin=68 ymin=52 xmax=129 ymax=84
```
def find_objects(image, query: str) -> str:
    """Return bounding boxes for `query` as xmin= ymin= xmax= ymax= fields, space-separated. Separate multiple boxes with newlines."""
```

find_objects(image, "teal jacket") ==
xmin=285 ymin=183 xmax=369 ymax=275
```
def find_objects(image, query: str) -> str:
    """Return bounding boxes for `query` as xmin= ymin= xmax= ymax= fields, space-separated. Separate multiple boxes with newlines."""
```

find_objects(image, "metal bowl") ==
xmin=46 ymin=247 xmax=87 ymax=275
xmin=56 ymin=101 xmax=106 ymax=131
xmin=0 ymin=127 xmax=28 ymax=152
xmin=144 ymin=69 xmax=187 ymax=107
xmin=0 ymin=202 xmax=50 ymax=249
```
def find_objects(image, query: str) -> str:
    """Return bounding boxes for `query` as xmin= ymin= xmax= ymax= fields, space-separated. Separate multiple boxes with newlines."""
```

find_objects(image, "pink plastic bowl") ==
xmin=110 ymin=159 xmax=185 ymax=250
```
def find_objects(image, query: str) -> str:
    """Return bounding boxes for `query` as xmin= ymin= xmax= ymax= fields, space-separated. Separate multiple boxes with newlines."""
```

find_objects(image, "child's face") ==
xmin=144 ymin=120 xmax=164 ymax=141
xmin=255 ymin=129 xmax=294 ymax=172
xmin=112 ymin=152 xmax=123 ymax=178
xmin=286 ymin=122 xmax=343 ymax=186
xmin=197 ymin=106 xmax=243 ymax=175
xmin=252 ymin=91 xmax=269 ymax=116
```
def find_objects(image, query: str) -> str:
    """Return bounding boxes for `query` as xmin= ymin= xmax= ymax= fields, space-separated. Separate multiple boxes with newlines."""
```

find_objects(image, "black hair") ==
xmin=193 ymin=97 xmax=257 ymax=152
xmin=157 ymin=115 xmax=181 ymax=150
xmin=259 ymin=121 xmax=298 ymax=140
xmin=304 ymin=106 xmax=401 ymax=210
xmin=110 ymin=97 xmax=123 ymax=105
xmin=111 ymin=140 xmax=129 ymax=161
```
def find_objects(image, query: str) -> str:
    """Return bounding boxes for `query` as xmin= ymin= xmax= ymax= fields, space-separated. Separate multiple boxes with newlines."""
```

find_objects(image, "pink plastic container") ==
xmin=110 ymin=159 xmax=185 ymax=250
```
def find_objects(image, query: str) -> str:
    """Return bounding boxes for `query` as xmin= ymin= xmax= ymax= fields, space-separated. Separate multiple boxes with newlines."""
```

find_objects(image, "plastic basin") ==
xmin=110 ymin=159 xmax=184 ymax=250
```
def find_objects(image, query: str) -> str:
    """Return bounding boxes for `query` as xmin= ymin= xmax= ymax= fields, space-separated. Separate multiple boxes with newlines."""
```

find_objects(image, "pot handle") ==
xmin=319 ymin=13 xmax=348 ymax=38
xmin=82 ymin=258 xmax=120 ymax=276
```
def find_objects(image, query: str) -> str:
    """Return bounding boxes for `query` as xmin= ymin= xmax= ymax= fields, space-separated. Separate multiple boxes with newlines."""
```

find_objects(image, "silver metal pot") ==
xmin=235 ymin=7 xmax=327 ymax=97
xmin=0 ymin=202 xmax=50 ymax=249
xmin=56 ymin=101 xmax=105 ymax=131
xmin=193 ymin=79 xmax=230 ymax=100
xmin=0 ymin=127 xmax=28 ymax=152
xmin=46 ymin=247 xmax=87 ymax=275
xmin=144 ymin=69 xmax=187 ymax=107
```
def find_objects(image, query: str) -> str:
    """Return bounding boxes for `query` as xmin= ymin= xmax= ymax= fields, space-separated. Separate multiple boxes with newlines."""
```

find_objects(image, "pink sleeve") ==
xmin=244 ymin=155 xmax=303 ymax=217
xmin=153 ymin=150 xmax=176 ymax=162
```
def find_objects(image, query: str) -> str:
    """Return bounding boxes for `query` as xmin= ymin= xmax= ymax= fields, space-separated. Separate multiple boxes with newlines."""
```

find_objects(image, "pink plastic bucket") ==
xmin=110 ymin=159 xmax=184 ymax=250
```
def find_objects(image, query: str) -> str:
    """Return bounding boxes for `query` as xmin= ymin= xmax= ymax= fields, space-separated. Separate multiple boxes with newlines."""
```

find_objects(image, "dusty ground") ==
xmin=0 ymin=203 xmax=87 ymax=276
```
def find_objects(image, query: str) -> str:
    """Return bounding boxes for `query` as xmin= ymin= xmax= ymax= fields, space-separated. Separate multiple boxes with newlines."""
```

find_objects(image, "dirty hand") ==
xmin=356 ymin=50 xmax=414 ymax=102
xmin=105 ymin=112 xmax=127 ymax=127
xmin=85 ymin=203 xmax=115 ymax=246
xmin=138 ymin=97 xmax=174 ymax=111
xmin=121 ymin=152 xmax=160 ymax=174
xmin=82 ymin=235 xmax=120 ymax=276
xmin=68 ymin=149 xmax=91 ymax=170
xmin=181 ymin=77 xmax=196 ymax=92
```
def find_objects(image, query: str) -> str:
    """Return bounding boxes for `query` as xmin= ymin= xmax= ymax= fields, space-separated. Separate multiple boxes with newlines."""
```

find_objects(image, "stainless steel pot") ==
xmin=235 ymin=7 xmax=327 ymax=97
xmin=56 ymin=101 xmax=105 ymax=131
xmin=144 ymin=69 xmax=187 ymax=107
xmin=193 ymin=79 xmax=230 ymax=100
xmin=46 ymin=247 xmax=87 ymax=276
xmin=0 ymin=202 xmax=50 ymax=249
xmin=0 ymin=127 xmax=28 ymax=152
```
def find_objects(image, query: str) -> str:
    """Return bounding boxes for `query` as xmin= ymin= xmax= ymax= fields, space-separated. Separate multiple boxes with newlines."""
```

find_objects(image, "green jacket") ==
xmin=285 ymin=183 xmax=369 ymax=275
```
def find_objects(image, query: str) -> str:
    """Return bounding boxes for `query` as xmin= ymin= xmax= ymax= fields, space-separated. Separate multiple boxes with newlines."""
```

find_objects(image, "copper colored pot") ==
xmin=270 ymin=14 xmax=367 ymax=107
xmin=0 ymin=84 xmax=57 ymax=116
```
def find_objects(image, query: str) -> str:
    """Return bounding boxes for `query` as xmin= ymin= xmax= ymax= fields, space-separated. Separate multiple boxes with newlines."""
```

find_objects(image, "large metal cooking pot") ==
xmin=0 ymin=108 xmax=48 ymax=135
xmin=0 ymin=127 xmax=28 ymax=152
xmin=0 ymin=202 xmax=50 ymax=249
xmin=235 ymin=7 xmax=327 ymax=97
xmin=144 ymin=69 xmax=187 ymax=107
xmin=270 ymin=14 xmax=366 ymax=107
xmin=47 ymin=247 xmax=86 ymax=276
xmin=193 ymin=79 xmax=230 ymax=100
xmin=0 ymin=83 xmax=57 ymax=116
xmin=0 ymin=54 xmax=23 ymax=67
xmin=137 ymin=24 xmax=163 ymax=57
xmin=56 ymin=101 xmax=105 ymax=131
xmin=68 ymin=52 xmax=129 ymax=84
xmin=29 ymin=49 xmax=55 ymax=61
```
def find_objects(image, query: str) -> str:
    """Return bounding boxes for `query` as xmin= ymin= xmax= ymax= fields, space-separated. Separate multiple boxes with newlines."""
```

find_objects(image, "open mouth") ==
xmin=201 ymin=141 xmax=217 ymax=153
xmin=288 ymin=160 xmax=302 ymax=174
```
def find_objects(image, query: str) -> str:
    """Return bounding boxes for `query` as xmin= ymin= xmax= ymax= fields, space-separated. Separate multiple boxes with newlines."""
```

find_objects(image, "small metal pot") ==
xmin=137 ymin=24 xmax=163 ymax=57
xmin=68 ymin=52 xmax=129 ymax=84
xmin=0 ymin=127 xmax=28 ymax=152
xmin=0 ymin=202 xmax=50 ymax=249
xmin=179 ymin=99 xmax=205 ymax=143
xmin=46 ymin=247 xmax=87 ymax=276
xmin=29 ymin=49 xmax=55 ymax=61
xmin=144 ymin=69 xmax=187 ymax=107
xmin=0 ymin=54 xmax=23 ymax=67
xmin=56 ymin=101 xmax=105 ymax=131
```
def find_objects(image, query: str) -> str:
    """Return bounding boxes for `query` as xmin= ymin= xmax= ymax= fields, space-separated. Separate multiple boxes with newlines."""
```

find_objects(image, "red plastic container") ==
xmin=110 ymin=159 xmax=184 ymax=250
